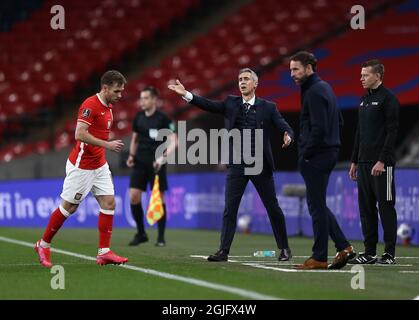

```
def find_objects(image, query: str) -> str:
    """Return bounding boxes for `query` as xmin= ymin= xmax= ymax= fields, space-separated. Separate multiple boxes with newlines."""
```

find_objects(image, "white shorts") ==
xmin=60 ymin=160 xmax=115 ymax=204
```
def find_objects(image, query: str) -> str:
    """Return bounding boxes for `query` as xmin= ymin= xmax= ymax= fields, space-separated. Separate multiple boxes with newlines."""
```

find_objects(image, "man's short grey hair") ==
xmin=239 ymin=68 xmax=258 ymax=82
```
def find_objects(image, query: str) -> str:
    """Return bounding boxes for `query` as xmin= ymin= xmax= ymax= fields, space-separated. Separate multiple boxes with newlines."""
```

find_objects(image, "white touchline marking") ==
xmin=0 ymin=236 xmax=280 ymax=300
xmin=190 ymin=255 xmax=416 ymax=265
xmin=190 ymin=256 xmax=416 ymax=271
xmin=189 ymin=255 xmax=241 ymax=262
xmin=399 ymin=271 xmax=419 ymax=274
xmin=242 ymin=264 xmax=299 ymax=273
xmin=233 ymin=261 xmax=295 ymax=265
xmin=222 ymin=255 xmax=253 ymax=258
xmin=199 ymin=255 xmax=419 ymax=259
xmin=243 ymin=263 xmax=355 ymax=273
xmin=292 ymin=256 xmax=419 ymax=259
xmin=365 ymin=264 xmax=413 ymax=267
xmin=0 ymin=262 xmax=91 ymax=267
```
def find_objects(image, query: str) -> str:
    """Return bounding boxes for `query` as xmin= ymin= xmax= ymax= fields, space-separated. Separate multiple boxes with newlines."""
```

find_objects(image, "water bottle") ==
xmin=253 ymin=250 xmax=276 ymax=257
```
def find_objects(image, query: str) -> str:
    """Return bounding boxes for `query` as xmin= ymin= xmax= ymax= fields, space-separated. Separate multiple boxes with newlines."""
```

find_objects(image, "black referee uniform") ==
xmin=129 ymin=110 xmax=175 ymax=243
xmin=351 ymin=84 xmax=399 ymax=257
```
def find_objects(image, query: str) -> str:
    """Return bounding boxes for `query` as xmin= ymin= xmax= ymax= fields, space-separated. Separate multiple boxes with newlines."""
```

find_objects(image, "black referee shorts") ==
xmin=129 ymin=162 xmax=168 ymax=192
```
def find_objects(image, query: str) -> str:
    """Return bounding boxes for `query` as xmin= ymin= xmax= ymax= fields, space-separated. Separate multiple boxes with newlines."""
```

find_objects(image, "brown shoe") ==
xmin=328 ymin=246 xmax=356 ymax=270
xmin=294 ymin=258 xmax=328 ymax=270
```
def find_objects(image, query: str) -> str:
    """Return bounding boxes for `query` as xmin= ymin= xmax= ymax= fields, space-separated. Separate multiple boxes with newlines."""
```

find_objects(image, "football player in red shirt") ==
xmin=35 ymin=70 xmax=128 ymax=267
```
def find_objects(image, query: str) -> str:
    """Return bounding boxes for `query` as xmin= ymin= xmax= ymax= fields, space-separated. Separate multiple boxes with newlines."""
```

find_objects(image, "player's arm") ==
xmin=75 ymin=121 xmax=124 ymax=152
xmin=126 ymin=132 xmax=139 ymax=168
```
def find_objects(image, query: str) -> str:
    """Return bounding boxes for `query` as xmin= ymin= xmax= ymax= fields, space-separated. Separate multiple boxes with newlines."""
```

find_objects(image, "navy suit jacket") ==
xmin=189 ymin=94 xmax=294 ymax=171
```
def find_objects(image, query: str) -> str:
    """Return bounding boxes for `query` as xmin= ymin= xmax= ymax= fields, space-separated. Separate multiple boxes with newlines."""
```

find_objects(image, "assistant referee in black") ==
xmin=126 ymin=86 xmax=177 ymax=247
xmin=349 ymin=59 xmax=399 ymax=265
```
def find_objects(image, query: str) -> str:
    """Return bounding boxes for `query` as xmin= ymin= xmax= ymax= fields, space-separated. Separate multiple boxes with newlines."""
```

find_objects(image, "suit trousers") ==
xmin=298 ymin=152 xmax=350 ymax=261
xmin=220 ymin=166 xmax=289 ymax=253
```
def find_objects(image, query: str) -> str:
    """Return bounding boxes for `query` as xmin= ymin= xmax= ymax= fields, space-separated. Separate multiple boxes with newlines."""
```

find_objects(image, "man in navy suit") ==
xmin=168 ymin=68 xmax=293 ymax=262
xmin=290 ymin=51 xmax=355 ymax=270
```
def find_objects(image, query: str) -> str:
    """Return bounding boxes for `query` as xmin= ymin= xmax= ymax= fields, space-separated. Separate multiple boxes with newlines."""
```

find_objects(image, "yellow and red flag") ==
xmin=146 ymin=175 xmax=165 ymax=226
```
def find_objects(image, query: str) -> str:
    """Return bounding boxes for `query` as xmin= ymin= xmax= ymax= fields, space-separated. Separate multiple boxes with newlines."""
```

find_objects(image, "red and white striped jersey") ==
xmin=68 ymin=94 xmax=113 ymax=170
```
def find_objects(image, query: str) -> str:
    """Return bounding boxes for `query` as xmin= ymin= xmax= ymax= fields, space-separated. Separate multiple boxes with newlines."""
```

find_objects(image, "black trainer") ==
xmin=348 ymin=253 xmax=377 ymax=264
xmin=207 ymin=249 xmax=228 ymax=262
xmin=376 ymin=253 xmax=396 ymax=265
xmin=278 ymin=248 xmax=292 ymax=262
xmin=129 ymin=233 xmax=148 ymax=246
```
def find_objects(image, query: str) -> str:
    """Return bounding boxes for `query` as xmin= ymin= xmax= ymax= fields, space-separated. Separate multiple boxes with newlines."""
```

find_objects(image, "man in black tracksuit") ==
xmin=126 ymin=86 xmax=177 ymax=247
xmin=349 ymin=60 xmax=399 ymax=265
xmin=290 ymin=51 xmax=355 ymax=270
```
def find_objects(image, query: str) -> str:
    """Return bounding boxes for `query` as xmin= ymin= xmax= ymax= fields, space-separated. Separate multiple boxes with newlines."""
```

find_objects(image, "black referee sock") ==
xmin=157 ymin=204 xmax=167 ymax=242
xmin=131 ymin=203 xmax=146 ymax=236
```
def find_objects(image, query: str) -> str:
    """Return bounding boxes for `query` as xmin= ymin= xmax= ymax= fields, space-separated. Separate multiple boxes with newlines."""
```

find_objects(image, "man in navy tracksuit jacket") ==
xmin=290 ymin=51 xmax=355 ymax=270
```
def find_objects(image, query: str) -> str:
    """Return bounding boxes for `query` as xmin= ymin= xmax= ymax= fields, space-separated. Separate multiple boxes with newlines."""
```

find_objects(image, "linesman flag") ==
xmin=146 ymin=175 xmax=165 ymax=226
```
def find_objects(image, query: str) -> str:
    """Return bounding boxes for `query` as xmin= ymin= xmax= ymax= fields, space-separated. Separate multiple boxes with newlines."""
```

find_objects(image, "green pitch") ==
xmin=0 ymin=227 xmax=418 ymax=300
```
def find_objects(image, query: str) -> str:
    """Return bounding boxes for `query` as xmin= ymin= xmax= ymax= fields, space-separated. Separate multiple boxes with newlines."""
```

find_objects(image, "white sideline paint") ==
xmin=234 ymin=261 xmax=411 ymax=267
xmin=227 ymin=255 xmax=419 ymax=259
xmin=0 ymin=236 xmax=280 ymax=300
xmin=191 ymin=255 xmax=353 ymax=273
xmin=190 ymin=255 xmax=241 ymax=262
xmin=0 ymin=262 xmax=91 ymax=267
xmin=190 ymin=255 xmax=416 ymax=272
xmin=366 ymin=264 xmax=413 ymax=267
xmin=242 ymin=263 xmax=355 ymax=273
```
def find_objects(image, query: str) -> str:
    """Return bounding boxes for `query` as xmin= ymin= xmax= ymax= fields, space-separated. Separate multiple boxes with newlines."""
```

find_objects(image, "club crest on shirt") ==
xmin=149 ymin=128 xmax=158 ymax=140
xmin=74 ymin=193 xmax=83 ymax=200
xmin=82 ymin=109 xmax=91 ymax=118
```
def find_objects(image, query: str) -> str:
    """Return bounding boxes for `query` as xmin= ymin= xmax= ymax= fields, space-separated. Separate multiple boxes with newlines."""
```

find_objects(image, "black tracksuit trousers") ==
xmin=357 ymin=163 xmax=397 ymax=257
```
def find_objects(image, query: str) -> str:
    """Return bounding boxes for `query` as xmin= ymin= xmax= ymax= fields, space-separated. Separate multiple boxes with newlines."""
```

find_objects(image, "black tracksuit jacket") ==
xmin=351 ymin=84 xmax=399 ymax=165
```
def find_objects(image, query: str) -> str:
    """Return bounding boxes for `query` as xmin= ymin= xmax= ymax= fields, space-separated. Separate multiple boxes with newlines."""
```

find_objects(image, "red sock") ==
xmin=98 ymin=213 xmax=113 ymax=248
xmin=42 ymin=207 xmax=67 ymax=243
